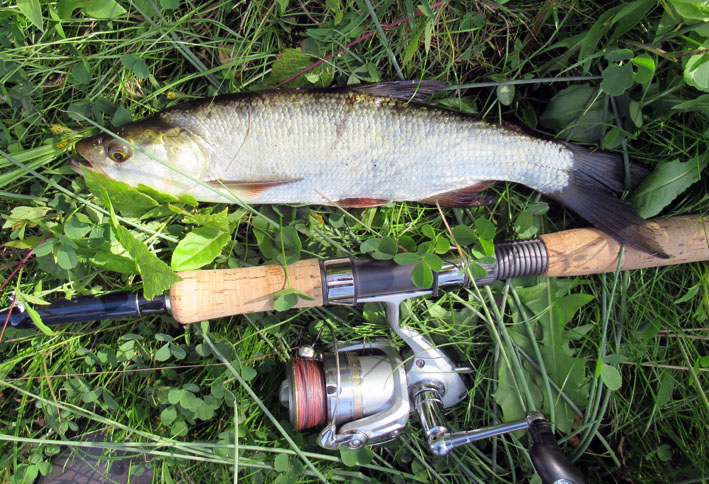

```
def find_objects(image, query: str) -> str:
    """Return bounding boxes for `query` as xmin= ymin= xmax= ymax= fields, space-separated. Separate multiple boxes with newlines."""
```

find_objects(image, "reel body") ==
xmin=322 ymin=349 xmax=399 ymax=426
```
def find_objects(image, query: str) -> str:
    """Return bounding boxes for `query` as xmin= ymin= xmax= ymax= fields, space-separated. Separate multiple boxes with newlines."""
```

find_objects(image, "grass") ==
xmin=1 ymin=1 xmax=708 ymax=483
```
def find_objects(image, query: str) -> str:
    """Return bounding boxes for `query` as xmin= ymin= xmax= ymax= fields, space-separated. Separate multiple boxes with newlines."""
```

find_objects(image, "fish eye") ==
xmin=109 ymin=150 xmax=127 ymax=162
xmin=105 ymin=141 xmax=131 ymax=163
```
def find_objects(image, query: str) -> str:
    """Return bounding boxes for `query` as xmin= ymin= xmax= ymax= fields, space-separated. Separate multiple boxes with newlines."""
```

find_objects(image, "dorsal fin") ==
xmin=349 ymin=80 xmax=448 ymax=103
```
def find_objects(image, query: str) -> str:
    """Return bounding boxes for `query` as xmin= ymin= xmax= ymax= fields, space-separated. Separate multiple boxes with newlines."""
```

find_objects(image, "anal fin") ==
xmin=421 ymin=181 xmax=496 ymax=207
xmin=336 ymin=198 xmax=390 ymax=208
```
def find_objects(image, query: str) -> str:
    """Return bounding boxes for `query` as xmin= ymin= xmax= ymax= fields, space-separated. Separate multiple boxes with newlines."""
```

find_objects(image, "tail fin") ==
xmin=548 ymin=144 xmax=669 ymax=258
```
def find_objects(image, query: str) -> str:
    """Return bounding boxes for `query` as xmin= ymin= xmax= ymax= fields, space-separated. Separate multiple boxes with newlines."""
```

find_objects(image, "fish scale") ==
xmin=158 ymin=90 xmax=572 ymax=204
xmin=74 ymin=80 xmax=666 ymax=257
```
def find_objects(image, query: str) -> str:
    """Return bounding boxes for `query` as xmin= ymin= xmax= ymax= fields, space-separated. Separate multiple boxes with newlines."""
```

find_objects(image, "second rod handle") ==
xmin=541 ymin=215 xmax=708 ymax=277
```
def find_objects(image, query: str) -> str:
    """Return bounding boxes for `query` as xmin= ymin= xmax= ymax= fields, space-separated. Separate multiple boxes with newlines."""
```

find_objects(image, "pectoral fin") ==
xmin=421 ymin=182 xmax=497 ymax=207
xmin=206 ymin=178 xmax=302 ymax=196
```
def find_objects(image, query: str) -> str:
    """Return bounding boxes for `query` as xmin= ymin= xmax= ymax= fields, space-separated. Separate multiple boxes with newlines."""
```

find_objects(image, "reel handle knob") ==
xmin=528 ymin=415 xmax=586 ymax=484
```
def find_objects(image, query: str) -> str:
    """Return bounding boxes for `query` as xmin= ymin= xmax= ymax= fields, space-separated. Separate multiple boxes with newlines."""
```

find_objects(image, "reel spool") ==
xmin=280 ymin=340 xmax=409 ymax=448
xmin=282 ymin=357 xmax=327 ymax=431
xmin=282 ymin=351 xmax=399 ymax=432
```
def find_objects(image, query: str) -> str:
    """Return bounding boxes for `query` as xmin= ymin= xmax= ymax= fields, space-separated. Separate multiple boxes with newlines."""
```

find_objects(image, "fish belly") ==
xmin=162 ymin=92 xmax=573 ymax=204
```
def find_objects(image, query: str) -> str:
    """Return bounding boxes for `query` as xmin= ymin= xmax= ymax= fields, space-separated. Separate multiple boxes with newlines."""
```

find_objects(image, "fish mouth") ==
xmin=72 ymin=138 xmax=109 ymax=176
xmin=69 ymin=157 xmax=96 ymax=174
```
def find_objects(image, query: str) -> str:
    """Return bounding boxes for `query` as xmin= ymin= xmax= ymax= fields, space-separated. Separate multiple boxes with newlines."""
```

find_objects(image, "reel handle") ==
xmin=414 ymin=395 xmax=585 ymax=484
xmin=528 ymin=416 xmax=586 ymax=484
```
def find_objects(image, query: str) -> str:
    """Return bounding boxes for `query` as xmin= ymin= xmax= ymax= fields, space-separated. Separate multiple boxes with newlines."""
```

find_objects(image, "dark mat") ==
xmin=38 ymin=433 xmax=153 ymax=484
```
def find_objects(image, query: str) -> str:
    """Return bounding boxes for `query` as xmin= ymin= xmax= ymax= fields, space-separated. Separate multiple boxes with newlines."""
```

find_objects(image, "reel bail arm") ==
xmin=317 ymin=340 xmax=411 ymax=450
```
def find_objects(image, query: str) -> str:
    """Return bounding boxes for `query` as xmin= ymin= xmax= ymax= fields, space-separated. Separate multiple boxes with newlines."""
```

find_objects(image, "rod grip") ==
xmin=169 ymin=259 xmax=325 ymax=324
xmin=540 ymin=215 xmax=708 ymax=277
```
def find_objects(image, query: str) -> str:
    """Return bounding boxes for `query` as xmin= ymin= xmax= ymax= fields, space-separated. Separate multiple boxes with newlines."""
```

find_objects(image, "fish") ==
xmin=73 ymin=80 xmax=666 ymax=257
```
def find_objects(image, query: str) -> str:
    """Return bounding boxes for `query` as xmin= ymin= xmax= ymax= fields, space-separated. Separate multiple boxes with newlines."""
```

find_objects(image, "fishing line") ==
xmin=275 ymin=1 xmax=446 ymax=88
xmin=452 ymin=76 xmax=603 ymax=91
xmin=0 ymin=235 xmax=49 ymax=342
xmin=290 ymin=357 xmax=327 ymax=431
xmin=0 ymin=349 xmax=296 ymax=382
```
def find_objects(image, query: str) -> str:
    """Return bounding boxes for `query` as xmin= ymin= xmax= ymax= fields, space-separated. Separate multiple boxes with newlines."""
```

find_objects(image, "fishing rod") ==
xmin=3 ymin=214 xmax=707 ymax=328
xmin=2 ymin=214 xmax=706 ymax=484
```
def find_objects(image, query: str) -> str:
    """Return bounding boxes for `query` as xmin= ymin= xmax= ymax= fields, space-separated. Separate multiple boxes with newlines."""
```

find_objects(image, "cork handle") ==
xmin=541 ymin=215 xmax=709 ymax=277
xmin=169 ymin=259 xmax=324 ymax=324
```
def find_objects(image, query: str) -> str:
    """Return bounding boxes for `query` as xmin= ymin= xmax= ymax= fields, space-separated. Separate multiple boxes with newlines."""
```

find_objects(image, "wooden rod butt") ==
xmin=540 ymin=215 xmax=708 ymax=277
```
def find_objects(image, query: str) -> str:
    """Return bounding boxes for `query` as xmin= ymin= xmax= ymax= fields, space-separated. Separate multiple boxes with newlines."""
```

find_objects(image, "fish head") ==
xmin=73 ymin=118 xmax=210 ymax=196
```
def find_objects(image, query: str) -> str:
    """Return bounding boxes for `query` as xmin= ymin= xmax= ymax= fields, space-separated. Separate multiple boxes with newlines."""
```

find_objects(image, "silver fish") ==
xmin=74 ymin=81 xmax=664 ymax=257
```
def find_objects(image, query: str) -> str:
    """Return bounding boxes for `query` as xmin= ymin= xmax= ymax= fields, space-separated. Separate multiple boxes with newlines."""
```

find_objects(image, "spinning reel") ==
xmin=280 ymin=294 xmax=586 ymax=484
